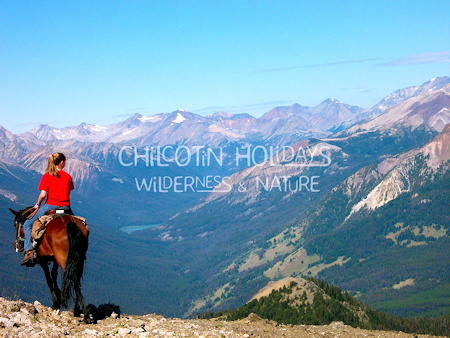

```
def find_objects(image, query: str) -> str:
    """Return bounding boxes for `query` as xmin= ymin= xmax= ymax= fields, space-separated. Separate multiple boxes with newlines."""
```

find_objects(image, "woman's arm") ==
xmin=35 ymin=190 xmax=47 ymax=208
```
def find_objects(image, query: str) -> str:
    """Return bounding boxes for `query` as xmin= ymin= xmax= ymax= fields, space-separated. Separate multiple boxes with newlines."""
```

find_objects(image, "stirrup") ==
xmin=20 ymin=250 xmax=37 ymax=267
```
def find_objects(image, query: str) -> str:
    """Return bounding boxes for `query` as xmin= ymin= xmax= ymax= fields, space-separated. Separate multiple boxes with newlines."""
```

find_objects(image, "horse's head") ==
xmin=9 ymin=207 xmax=34 ymax=252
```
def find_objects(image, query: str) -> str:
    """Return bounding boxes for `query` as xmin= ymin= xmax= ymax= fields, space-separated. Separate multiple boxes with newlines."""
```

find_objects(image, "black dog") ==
xmin=85 ymin=303 xmax=121 ymax=324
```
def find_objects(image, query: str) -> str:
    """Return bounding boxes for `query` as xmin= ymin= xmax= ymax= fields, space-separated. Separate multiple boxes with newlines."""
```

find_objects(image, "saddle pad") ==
xmin=31 ymin=214 xmax=89 ymax=240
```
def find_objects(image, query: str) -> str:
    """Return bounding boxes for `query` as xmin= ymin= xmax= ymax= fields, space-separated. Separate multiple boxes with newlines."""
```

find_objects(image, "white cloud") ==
xmin=254 ymin=58 xmax=384 ymax=74
xmin=378 ymin=51 xmax=450 ymax=67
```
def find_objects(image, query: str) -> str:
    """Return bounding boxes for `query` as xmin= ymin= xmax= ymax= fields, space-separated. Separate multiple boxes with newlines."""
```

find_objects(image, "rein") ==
xmin=25 ymin=207 xmax=38 ymax=220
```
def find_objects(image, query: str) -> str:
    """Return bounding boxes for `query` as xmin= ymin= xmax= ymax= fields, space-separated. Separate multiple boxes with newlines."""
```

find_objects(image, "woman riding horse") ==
xmin=21 ymin=152 xmax=74 ymax=266
xmin=11 ymin=151 xmax=90 ymax=321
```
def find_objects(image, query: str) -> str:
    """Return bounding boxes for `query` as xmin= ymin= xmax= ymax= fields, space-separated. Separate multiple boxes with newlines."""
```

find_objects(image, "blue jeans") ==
xmin=23 ymin=204 xmax=72 ymax=252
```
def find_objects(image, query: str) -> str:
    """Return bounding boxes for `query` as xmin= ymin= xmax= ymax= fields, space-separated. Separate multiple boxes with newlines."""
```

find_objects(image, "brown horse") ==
xmin=9 ymin=207 xmax=90 ymax=321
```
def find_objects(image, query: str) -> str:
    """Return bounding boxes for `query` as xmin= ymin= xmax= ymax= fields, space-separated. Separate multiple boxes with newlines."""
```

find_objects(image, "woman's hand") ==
xmin=35 ymin=190 xmax=47 ymax=209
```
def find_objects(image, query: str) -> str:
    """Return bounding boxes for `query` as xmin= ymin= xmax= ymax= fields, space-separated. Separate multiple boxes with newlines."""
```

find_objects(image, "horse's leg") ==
xmin=51 ymin=262 xmax=61 ymax=309
xmin=40 ymin=261 xmax=60 ymax=310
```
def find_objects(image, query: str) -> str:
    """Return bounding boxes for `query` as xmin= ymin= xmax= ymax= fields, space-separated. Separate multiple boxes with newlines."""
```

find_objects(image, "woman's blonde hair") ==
xmin=46 ymin=152 xmax=66 ymax=177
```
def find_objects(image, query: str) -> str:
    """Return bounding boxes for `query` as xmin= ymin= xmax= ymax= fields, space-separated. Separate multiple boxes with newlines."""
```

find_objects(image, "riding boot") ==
xmin=20 ymin=250 xmax=37 ymax=267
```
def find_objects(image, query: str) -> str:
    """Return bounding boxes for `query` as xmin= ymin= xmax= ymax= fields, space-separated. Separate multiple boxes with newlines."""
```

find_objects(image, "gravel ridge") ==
xmin=0 ymin=297 xmax=444 ymax=337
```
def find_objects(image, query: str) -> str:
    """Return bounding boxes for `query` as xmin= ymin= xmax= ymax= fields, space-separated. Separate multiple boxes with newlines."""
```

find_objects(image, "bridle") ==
xmin=13 ymin=207 xmax=36 ymax=252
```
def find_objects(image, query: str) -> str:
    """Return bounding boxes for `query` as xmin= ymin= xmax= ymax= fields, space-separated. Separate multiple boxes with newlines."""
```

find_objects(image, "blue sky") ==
xmin=1 ymin=0 xmax=449 ymax=133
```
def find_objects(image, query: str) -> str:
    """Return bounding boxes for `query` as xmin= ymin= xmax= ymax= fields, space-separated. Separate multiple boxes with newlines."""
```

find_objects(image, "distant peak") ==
xmin=323 ymin=98 xmax=341 ymax=104
xmin=31 ymin=124 xmax=52 ymax=131
xmin=421 ymin=76 xmax=450 ymax=88
xmin=217 ymin=111 xmax=233 ymax=118
xmin=128 ymin=113 xmax=143 ymax=119
xmin=170 ymin=109 xmax=190 ymax=115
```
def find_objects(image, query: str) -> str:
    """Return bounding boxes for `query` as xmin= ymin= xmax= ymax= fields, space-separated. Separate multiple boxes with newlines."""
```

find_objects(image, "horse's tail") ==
xmin=61 ymin=222 xmax=88 ymax=308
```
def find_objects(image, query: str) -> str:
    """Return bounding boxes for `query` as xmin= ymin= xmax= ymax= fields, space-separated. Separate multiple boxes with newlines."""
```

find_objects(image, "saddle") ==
xmin=31 ymin=213 xmax=89 ymax=247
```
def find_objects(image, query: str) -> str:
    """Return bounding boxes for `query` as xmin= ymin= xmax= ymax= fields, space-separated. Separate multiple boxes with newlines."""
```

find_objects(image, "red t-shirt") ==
xmin=38 ymin=170 xmax=74 ymax=206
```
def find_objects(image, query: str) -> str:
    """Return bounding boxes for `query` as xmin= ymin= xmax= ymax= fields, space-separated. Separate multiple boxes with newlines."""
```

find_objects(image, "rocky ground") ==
xmin=0 ymin=297 xmax=444 ymax=338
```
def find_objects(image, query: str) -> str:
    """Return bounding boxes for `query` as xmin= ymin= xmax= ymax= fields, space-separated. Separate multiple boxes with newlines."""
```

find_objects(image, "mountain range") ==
xmin=5 ymin=77 xmax=444 ymax=150
xmin=0 ymin=76 xmax=449 ymax=319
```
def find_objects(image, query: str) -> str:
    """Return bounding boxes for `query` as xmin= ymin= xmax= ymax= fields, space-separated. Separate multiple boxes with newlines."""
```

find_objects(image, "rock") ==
xmin=117 ymin=327 xmax=131 ymax=334
xmin=20 ymin=305 xmax=38 ymax=315
xmin=0 ymin=317 xmax=15 ymax=328
xmin=129 ymin=318 xmax=145 ymax=327
xmin=12 ymin=312 xmax=29 ymax=325
xmin=144 ymin=321 xmax=157 ymax=331
xmin=10 ymin=303 xmax=21 ymax=312
xmin=131 ymin=326 xmax=145 ymax=334
xmin=83 ymin=328 xmax=98 ymax=335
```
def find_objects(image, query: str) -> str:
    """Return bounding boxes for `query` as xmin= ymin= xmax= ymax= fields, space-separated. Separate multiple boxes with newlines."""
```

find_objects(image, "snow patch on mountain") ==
xmin=122 ymin=129 xmax=135 ymax=136
xmin=138 ymin=115 xmax=163 ymax=123
xmin=90 ymin=125 xmax=108 ymax=132
xmin=0 ymin=188 xmax=17 ymax=201
xmin=172 ymin=112 xmax=187 ymax=124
